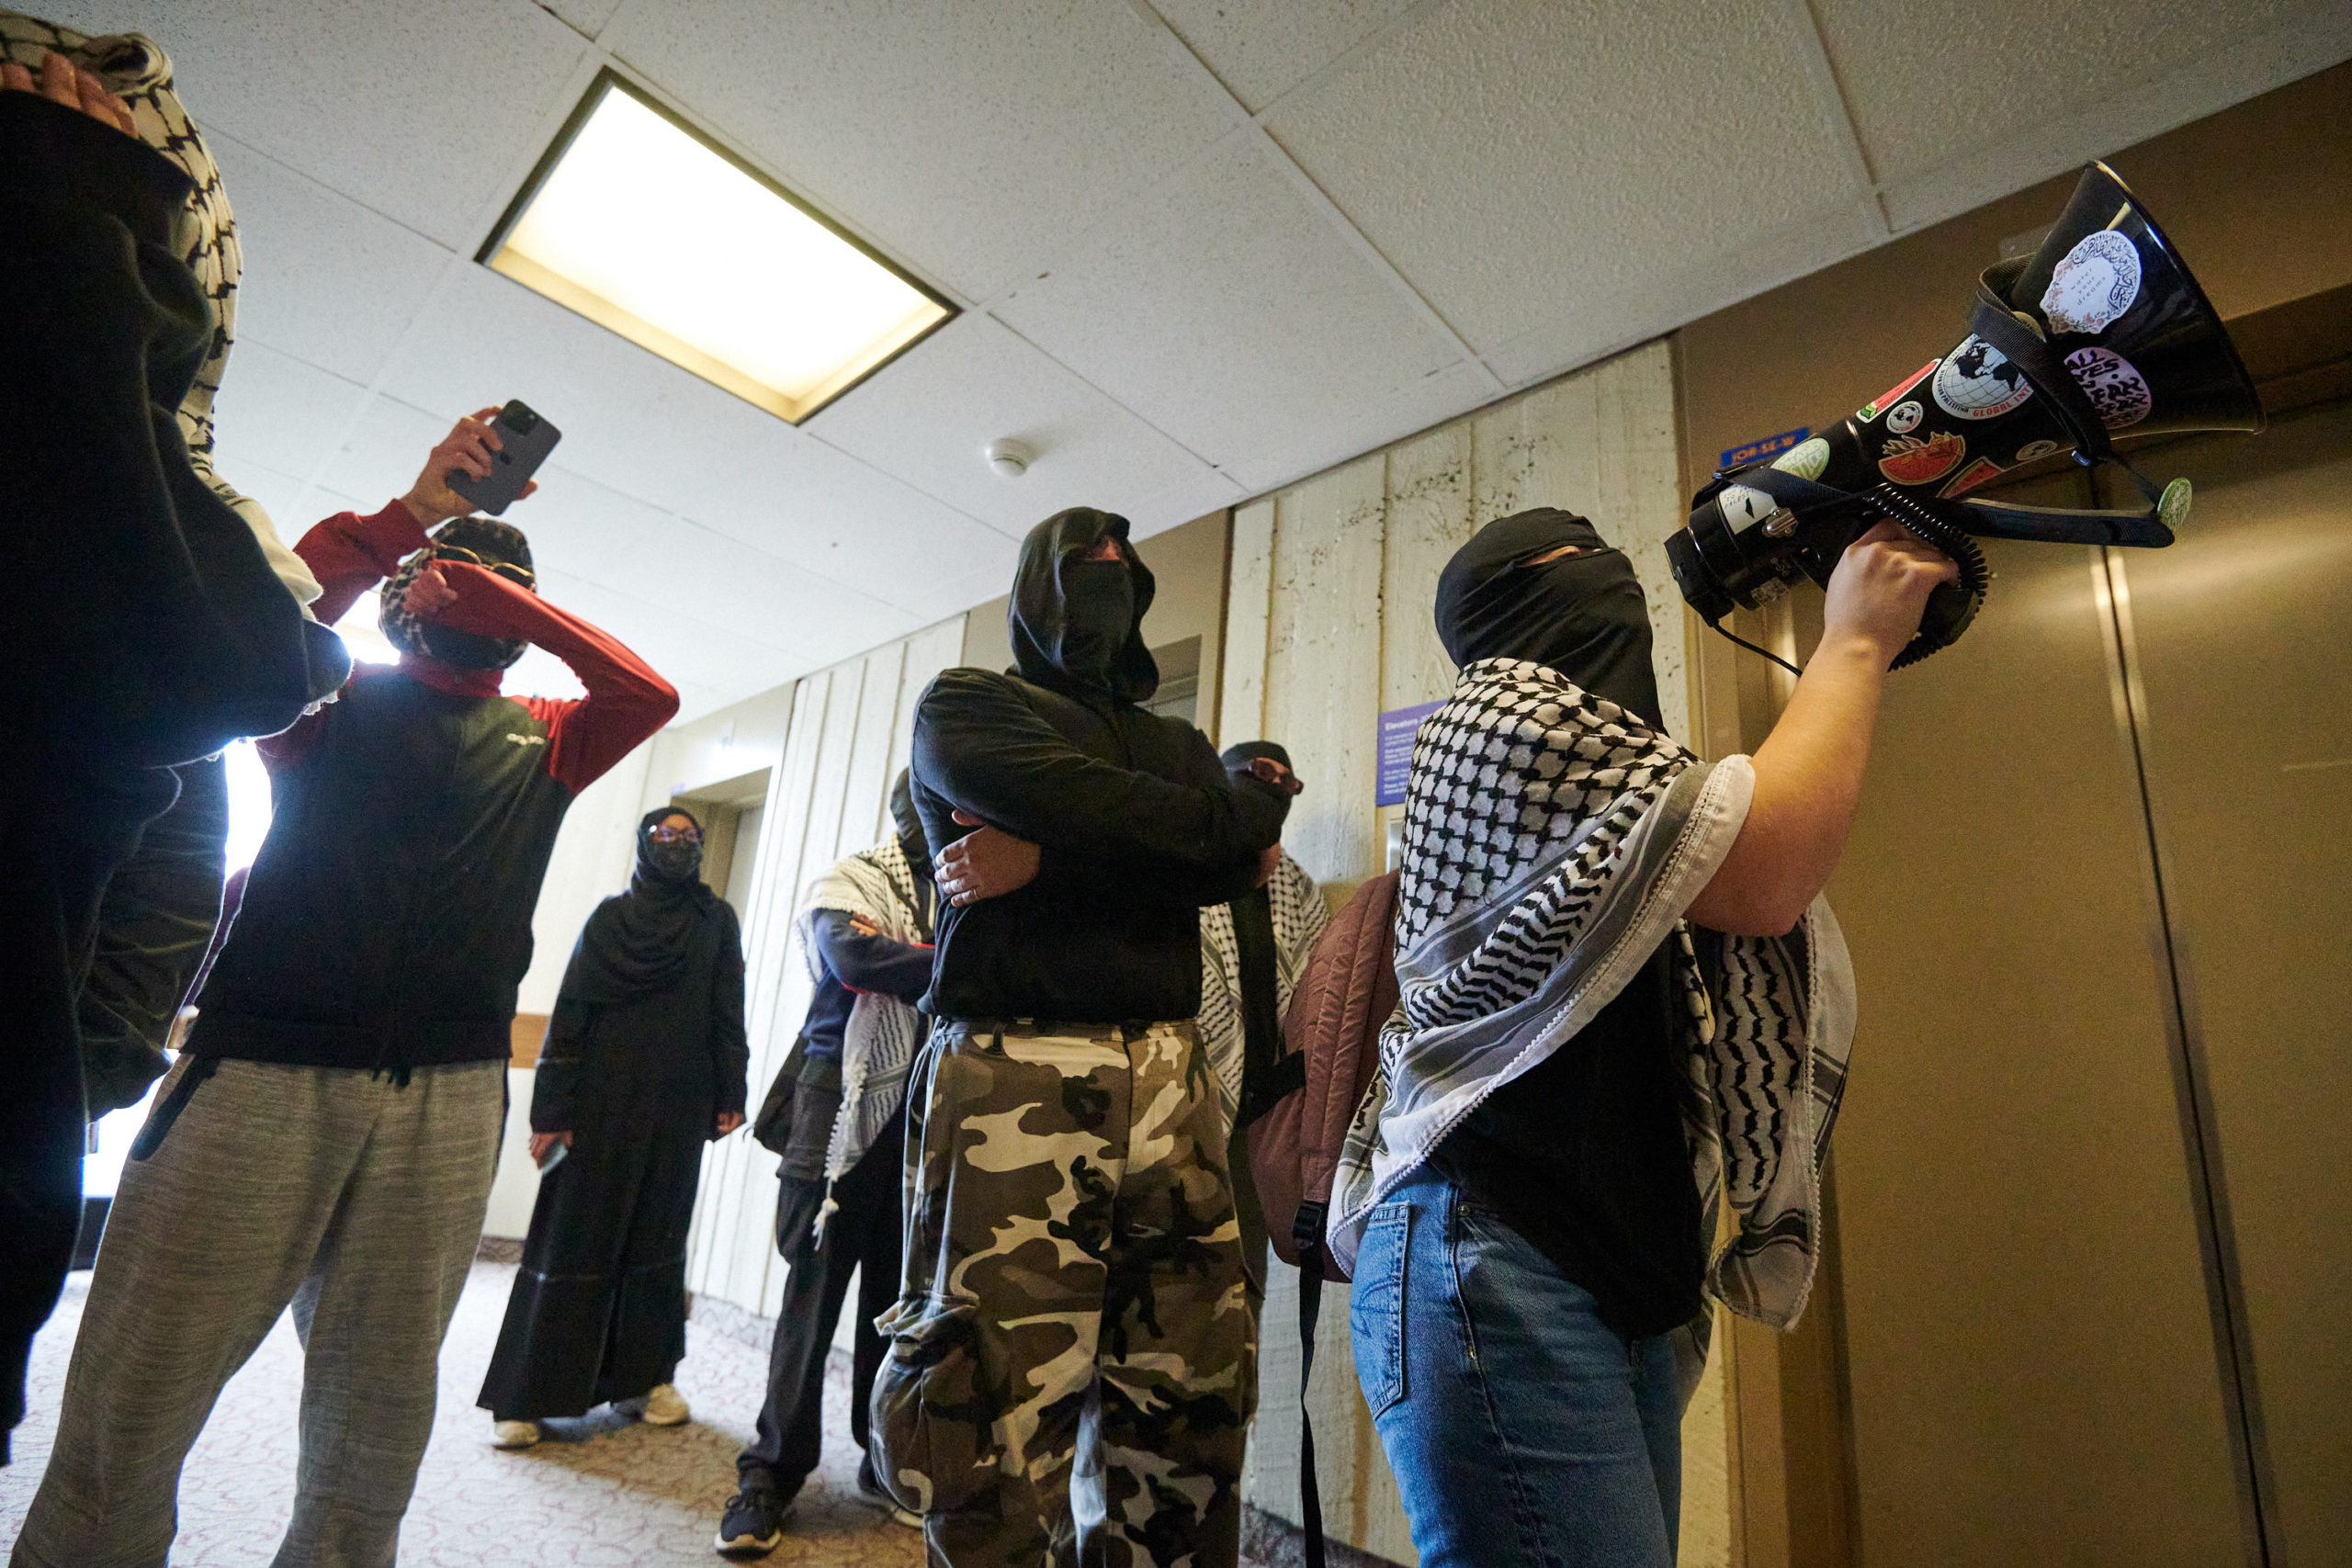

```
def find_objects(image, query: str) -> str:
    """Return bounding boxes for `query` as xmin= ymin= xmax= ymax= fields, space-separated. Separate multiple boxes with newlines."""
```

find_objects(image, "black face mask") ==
xmin=1055 ymin=558 xmax=1135 ymax=685
xmin=1436 ymin=510 xmax=1665 ymax=730
xmin=641 ymin=837 xmax=702 ymax=885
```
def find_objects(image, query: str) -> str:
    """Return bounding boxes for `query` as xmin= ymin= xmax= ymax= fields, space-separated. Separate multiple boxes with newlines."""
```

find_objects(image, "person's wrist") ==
xmin=1813 ymin=627 xmax=1899 ymax=675
xmin=398 ymin=488 xmax=455 ymax=527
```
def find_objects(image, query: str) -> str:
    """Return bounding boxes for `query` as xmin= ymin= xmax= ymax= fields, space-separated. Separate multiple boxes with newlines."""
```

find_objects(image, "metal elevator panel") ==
xmin=1826 ymin=471 xmax=2249 ymax=1568
xmin=2103 ymin=400 xmax=2352 ymax=1565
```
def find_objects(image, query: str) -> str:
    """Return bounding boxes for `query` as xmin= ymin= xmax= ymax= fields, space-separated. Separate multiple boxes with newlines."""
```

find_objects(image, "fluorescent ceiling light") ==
xmin=481 ymin=73 xmax=955 ymax=423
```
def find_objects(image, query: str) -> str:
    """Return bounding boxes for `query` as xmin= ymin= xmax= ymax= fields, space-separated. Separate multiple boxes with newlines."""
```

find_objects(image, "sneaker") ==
xmin=489 ymin=1418 xmax=540 ymax=1450
xmin=855 ymin=1454 xmax=923 ymax=1530
xmin=636 ymin=1382 xmax=691 ymax=1427
xmin=714 ymin=1483 xmax=789 ymax=1556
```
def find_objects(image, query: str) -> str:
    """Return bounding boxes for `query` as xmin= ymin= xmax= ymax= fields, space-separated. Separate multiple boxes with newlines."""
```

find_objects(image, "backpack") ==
xmin=1244 ymin=870 xmax=1398 ymax=1568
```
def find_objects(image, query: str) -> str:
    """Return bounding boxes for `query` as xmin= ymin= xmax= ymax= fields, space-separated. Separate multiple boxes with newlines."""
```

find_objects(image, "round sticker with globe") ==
xmin=1932 ymin=335 xmax=2036 ymax=421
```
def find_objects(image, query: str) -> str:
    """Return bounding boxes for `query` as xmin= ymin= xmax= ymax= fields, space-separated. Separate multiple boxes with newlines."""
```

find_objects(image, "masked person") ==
xmin=479 ymin=807 xmax=749 ymax=1450
xmin=718 ymin=771 xmax=936 ymax=1556
xmin=1326 ymin=509 xmax=1954 ymax=1568
xmin=3 ymin=15 xmax=334 ymax=1461
xmin=12 ymin=418 xmax=679 ymax=1568
xmin=877 ymin=508 xmax=1296 ymax=1568
xmin=1195 ymin=740 xmax=1328 ymax=1290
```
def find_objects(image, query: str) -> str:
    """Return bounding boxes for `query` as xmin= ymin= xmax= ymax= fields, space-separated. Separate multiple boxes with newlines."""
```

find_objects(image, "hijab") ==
xmin=568 ymin=807 xmax=723 ymax=1004
xmin=1433 ymin=508 xmax=1663 ymax=729
xmin=1007 ymin=507 xmax=1159 ymax=705
xmin=380 ymin=515 xmax=535 ymax=671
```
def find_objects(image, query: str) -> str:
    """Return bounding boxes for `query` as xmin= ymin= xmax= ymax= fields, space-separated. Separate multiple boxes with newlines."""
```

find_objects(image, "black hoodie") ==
xmin=910 ymin=508 xmax=1289 ymax=1023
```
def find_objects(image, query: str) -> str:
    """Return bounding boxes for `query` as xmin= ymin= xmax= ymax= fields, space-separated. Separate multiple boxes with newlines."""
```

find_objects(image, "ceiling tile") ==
xmin=1814 ymin=0 xmax=2337 ymax=191
xmin=545 ymin=0 xmax=627 ymax=37
xmin=600 ymin=0 xmax=1237 ymax=300
xmin=527 ymin=467 xmax=924 ymax=667
xmin=206 ymin=132 xmax=453 ymax=386
xmin=209 ymin=342 xmax=371 ymax=488
xmin=130 ymin=0 xmax=590 ymax=249
xmin=227 ymin=460 xmax=312 ymax=540
xmin=1152 ymin=0 xmax=1426 ymax=111
xmin=310 ymin=395 xmax=461 ymax=518
xmin=1262 ymin=0 xmax=1856 ymax=353
xmin=991 ymin=133 xmax=1463 ymax=471
xmin=807 ymin=312 xmax=1217 ymax=536
xmin=1226 ymin=359 xmax=1499 ymax=493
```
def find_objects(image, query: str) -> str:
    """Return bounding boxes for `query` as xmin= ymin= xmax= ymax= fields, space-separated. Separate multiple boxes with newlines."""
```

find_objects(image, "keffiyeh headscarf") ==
xmin=797 ymin=834 xmax=933 ymax=1196
xmin=380 ymin=515 xmax=534 ymax=670
xmin=1327 ymin=513 xmax=1857 ymax=1330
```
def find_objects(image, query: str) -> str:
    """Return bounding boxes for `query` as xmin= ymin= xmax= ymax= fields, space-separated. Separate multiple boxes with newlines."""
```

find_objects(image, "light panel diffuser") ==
xmin=481 ymin=73 xmax=955 ymax=423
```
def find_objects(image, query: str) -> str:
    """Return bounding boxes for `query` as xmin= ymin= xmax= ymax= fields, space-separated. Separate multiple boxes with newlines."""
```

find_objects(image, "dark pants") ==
xmin=739 ymin=1126 xmax=902 ymax=1498
xmin=78 ymin=754 xmax=230 ymax=1116
xmin=0 ymin=757 xmax=177 ymax=1461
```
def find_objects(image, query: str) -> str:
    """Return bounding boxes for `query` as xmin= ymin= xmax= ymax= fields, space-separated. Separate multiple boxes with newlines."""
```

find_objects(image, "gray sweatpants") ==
xmin=11 ymin=1057 xmax=504 ymax=1568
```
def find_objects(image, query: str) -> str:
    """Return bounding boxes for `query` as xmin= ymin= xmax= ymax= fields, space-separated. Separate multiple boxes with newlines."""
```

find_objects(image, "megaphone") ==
xmin=1667 ymin=161 xmax=2265 ymax=669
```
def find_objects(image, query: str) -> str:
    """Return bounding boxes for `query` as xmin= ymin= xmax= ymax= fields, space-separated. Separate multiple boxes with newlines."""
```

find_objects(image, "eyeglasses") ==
xmin=647 ymin=825 xmax=701 ymax=844
xmin=432 ymin=545 xmax=537 ymax=591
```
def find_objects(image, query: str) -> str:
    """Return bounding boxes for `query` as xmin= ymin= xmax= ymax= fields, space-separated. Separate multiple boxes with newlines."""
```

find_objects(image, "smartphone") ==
xmin=537 ymin=1139 xmax=569 ymax=1175
xmin=449 ymin=400 xmax=560 ymax=515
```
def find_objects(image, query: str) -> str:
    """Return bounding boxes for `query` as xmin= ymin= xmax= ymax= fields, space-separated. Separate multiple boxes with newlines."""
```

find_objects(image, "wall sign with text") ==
xmin=1376 ymin=701 xmax=1445 ymax=807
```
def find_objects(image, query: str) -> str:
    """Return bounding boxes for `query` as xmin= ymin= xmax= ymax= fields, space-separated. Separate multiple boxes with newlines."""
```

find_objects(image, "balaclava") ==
xmin=888 ymin=768 xmax=932 ymax=878
xmin=1006 ymin=508 xmax=1159 ymax=705
xmin=1434 ymin=509 xmax=1664 ymax=729
xmin=380 ymin=514 xmax=535 ymax=671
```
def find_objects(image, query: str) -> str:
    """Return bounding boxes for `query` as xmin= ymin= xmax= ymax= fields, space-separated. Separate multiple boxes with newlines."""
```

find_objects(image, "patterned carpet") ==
xmin=1 ymin=1261 xmax=923 ymax=1567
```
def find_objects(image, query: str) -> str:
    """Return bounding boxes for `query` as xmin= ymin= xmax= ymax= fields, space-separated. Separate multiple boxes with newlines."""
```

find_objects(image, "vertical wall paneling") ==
xmin=1230 ymin=339 xmax=1722 ymax=1565
xmin=684 ymin=618 xmax=967 ymax=1318
xmin=1216 ymin=500 xmax=1275 ymax=750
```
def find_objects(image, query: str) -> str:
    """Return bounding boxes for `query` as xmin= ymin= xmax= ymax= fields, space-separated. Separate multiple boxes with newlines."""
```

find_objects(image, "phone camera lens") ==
xmin=506 ymin=407 xmax=538 ymax=435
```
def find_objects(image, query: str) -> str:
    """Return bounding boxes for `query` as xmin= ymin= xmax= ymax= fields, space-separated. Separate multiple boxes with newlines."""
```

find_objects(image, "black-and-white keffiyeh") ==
xmin=1197 ymin=851 xmax=1329 ymax=1122
xmin=2 ymin=10 xmax=319 ymax=607
xmin=798 ymin=838 xmax=930 ymax=1195
xmin=1328 ymin=657 xmax=1856 ymax=1330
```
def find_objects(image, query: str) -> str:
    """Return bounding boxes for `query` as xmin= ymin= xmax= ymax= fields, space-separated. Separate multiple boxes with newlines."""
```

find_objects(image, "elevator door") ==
xmin=1826 ymin=474 xmax=2249 ymax=1567
xmin=2104 ymin=398 xmax=2352 ymax=1563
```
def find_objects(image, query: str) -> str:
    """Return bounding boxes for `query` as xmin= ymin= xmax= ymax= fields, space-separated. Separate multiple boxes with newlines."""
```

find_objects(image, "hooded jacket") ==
xmin=910 ymin=508 xmax=1289 ymax=1024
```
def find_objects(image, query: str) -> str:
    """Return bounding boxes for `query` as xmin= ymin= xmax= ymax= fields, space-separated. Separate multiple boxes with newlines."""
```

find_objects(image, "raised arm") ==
xmin=430 ymin=566 xmax=679 ymax=794
xmin=1683 ymin=521 xmax=1958 ymax=936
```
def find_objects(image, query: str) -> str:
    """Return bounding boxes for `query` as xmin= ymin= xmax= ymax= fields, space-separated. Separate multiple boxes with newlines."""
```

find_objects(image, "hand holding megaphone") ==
xmin=1825 ymin=521 xmax=1963 ymax=671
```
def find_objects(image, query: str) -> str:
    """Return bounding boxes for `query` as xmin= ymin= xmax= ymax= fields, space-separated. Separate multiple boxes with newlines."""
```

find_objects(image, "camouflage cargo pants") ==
xmin=874 ymin=1019 xmax=1251 ymax=1568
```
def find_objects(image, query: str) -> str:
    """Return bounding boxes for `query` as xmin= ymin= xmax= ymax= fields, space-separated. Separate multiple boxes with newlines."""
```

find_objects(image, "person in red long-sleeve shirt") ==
xmin=15 ymin=412 xmax=682 ymax=1568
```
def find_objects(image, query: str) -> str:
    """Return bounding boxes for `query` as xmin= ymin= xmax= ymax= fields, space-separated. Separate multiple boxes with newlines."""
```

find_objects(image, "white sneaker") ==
xmin=638 ymin=1382 xmax=690 ymax=1427
xmin=490 ymin=1419 xmax=540 ymax=1449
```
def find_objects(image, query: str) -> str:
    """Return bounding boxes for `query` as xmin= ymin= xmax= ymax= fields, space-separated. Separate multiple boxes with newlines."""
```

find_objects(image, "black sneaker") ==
xmin=855 ymin=1454 xmax=923 ymax=1530
xmin=714 ymin=1483 xmax=789 ymax=1557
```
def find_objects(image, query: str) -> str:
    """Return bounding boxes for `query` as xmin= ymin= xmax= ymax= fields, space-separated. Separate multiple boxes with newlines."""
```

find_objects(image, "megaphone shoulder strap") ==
xmin=1968 ymin=257 xmax=2169 ymax=516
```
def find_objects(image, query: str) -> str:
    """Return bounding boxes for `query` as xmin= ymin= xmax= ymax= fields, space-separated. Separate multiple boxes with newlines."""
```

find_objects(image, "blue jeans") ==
xmin=1351 ymin=1168 xmax=1681 ymax=1568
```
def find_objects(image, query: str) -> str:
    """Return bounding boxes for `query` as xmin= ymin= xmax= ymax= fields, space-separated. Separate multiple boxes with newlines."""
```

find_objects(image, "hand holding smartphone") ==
xmin=450 ymin=400 xmax=560 ymax=515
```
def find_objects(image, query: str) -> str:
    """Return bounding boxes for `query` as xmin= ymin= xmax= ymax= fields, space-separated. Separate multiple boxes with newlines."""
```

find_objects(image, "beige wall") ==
xmin=684 ymin=617 xmax=966 ymax=1314
xmin=1219 ymin=339 xmax=1729 ymax=1567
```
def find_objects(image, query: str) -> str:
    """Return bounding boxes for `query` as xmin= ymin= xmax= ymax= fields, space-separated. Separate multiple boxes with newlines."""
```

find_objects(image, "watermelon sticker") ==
xmin=1939 ymin=457 xmax=2005 ymax=497
xmin=1877 ymin=431 xmax=1964 ymax=486
xmin=2065 ymin=345 xmax=2153 ymax=429
xmin=1933 ymin=337 xmax=2035 ymax=421
xmin=2041 ymin=231 xmax=2142 ymax=336
xmin=1858 ymin=359 xmax=1939 ymax=423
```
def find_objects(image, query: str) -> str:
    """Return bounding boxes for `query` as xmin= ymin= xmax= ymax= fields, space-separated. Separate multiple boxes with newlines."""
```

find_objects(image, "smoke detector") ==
xmin=986 ymin=438 xmax=1034 ymax=479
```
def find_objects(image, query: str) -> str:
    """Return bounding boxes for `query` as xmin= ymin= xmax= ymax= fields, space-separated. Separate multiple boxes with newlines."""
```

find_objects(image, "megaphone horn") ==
xmin=1668 ymin=161 xmax=2266 ymax=670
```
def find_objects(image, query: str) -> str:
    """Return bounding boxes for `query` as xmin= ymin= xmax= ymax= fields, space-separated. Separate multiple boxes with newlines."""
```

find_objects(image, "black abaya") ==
xmin=478 ymin=821 xmax=748 ymax=1420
